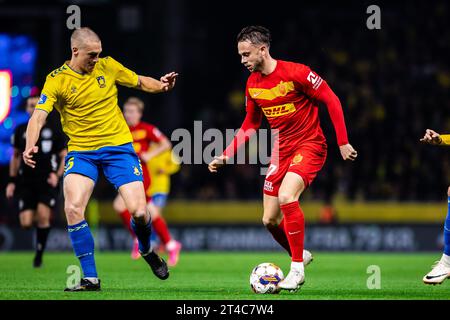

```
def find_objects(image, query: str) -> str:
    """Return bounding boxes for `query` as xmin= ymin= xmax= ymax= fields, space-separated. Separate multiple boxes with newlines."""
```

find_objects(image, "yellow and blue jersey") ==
xmin=36 ymin=56 xmax=138 ymax=152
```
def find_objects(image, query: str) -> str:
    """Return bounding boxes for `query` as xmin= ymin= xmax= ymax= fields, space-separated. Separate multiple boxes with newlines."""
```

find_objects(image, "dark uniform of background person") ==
xmin=5 ymin=95 xmax=67 ymax=267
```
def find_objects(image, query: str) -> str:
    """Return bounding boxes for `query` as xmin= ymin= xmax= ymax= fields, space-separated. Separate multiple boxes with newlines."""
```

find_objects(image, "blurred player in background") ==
xmin=420 ymin=129 xmax=450 ymax=284
xmin=208 ymin=26 xmax=357 ymax=292
xmin=147 ymin=144 xmax=182 ymax=266
xmin=6 ymin=95 xmax=67 ymax=268
xmin=23 ymin=27 xmax=178 ymax=291
xmin=113 ymin=97 xmax=182 ymax=265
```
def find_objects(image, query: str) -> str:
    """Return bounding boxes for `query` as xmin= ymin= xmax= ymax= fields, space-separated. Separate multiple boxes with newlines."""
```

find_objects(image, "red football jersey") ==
xmin=224 ymin=60 xmax=348 ymax=157
xmin=129 ymin=121 xmax=164 ymax=158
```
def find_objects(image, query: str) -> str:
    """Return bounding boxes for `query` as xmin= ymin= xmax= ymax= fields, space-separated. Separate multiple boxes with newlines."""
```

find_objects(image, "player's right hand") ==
xmin=420 ymin=129 xmax=442 ymax=145
xmin=23 ymin=146 xmax=39 ymax=168
xmin=208 ymin=155 xmax=229 ymax=173
xmin=339 ymin=143 xmax=357 ymax=161
xmin=6 ymin=183 xmax=15 ymax=199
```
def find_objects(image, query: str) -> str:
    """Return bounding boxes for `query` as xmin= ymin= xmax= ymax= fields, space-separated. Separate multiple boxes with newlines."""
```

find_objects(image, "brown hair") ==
xmin=237 ymin=26 xmax=271 ymax=49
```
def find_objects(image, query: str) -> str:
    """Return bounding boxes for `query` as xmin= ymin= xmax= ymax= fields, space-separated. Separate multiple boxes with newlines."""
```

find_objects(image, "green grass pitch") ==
xmin=0 ymin=252 xmax=448 ymax=300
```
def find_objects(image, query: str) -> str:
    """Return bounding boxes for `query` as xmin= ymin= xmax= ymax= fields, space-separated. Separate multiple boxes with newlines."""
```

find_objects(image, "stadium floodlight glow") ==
xmin=0 ymin=70 xmax=12 ymax=123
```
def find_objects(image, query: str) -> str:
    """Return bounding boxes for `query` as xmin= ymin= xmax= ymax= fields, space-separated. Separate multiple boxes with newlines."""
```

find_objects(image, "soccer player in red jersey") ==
xmin=208 ymin=26 xmax=357 ymax=291
xmin=113 ymin=97 xmax=181 ymax=264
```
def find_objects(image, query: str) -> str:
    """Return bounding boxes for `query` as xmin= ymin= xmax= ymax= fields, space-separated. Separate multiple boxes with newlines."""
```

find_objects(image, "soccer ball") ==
xmin=250 ymin=262 xmax=284 ymax=294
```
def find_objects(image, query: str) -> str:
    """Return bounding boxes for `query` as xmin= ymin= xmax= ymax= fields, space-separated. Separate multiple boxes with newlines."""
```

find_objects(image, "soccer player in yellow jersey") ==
xmin=420 ymin=129 xmax=450 ymax=284
xmin=22 ymin=27 xmax=178 ymax=291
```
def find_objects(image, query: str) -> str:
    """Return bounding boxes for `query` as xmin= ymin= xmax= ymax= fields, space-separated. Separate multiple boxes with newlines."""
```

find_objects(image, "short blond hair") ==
xmin=71 ymin=27 xmax=101 ymax=49
xmin=124 ymin=97 xmax=145 ymax=113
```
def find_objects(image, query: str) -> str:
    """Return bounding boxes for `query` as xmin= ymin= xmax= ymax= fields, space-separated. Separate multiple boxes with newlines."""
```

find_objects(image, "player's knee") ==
xmin=36 ymin=215 xmax=50 ymax=227
xmin=131 ymin=209 xmax=147 ymax=222
xmin=64 ymin=203 xmax=84 ymax=221
xmin=262 ymin=216 xmax=278 ymax=228
xmin=278 ymin=192 xmax=297 ymax=205
xmin=19 ymin=213 xmax=33 ymax=229
xmin=20 ymin=221 xmax=33 ymax=229
xmin=112 ymin=198 xmax=123 ymax=213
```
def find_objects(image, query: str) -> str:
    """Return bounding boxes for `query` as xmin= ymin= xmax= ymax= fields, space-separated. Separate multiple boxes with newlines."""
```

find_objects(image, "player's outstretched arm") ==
xmin=208 ymin=102 xmax=262 ymax=173
xmin=138 ymin=72 xmax=178 ymax=93
xmin=315 ymin=80 xmax=357 ymax=161
xmin=420 ymin=129 xmax=444 ymax=145
xmin=23 ymin=109 xmax=48 ymax=168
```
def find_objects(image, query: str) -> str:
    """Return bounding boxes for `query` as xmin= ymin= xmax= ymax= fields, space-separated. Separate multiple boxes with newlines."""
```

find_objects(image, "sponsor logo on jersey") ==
xmin=38 ymin=94 xmax=47 ymax=105
xmin=96 ymin=75 xmax=106 ymax=88
xmin=264 ymin=180 xmax=273 ymax=192
xmin=261 ymin=103 xmax=296 ymax=118
xmin=248 ymin=81 xmax=295 ymax=100
xmin=307 ymin=71 xmax=323 ymax=90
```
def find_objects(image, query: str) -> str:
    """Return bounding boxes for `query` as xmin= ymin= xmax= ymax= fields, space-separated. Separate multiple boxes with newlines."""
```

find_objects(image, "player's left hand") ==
xmin=339 ymin=143 xmax=357 ymax=161
xmin=47 ymin=172 xmax=59 ymax=187
xmin=23 ymin=146 xmax=38 ymax=168
xmin=160 ymin=72 xmax=178 ymax=91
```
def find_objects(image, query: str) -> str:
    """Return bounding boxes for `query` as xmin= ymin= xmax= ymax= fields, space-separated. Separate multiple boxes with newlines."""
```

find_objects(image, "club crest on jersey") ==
xmin=96 ymin=75 xmax=106 ymax=88
xmin=278 ymin=81 xmax=287 ymax=96
xmin=291 ymin=154 xmax=303 ymax=165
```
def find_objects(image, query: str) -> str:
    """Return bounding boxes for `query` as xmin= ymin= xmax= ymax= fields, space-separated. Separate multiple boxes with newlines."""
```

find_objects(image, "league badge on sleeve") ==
xmin=38 ymin=94 xmax=47 ymax=105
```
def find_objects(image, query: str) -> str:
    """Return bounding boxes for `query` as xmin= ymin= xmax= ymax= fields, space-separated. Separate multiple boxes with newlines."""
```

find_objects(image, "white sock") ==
xmin=441 ymin=254 xmax=450 ymax=267
xmin=166 ymin=240 xmax=177 ymax=251
xmin=84 ymin=277 xmax=99 ymax=284
xmin=291 ymin=262 xmax=304 ymax=274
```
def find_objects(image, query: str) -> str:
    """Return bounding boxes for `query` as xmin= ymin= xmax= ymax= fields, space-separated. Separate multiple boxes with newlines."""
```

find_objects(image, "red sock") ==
xmin=119 ymin=210 xmax=134 ymax=236
xmin=266 ymin=217 xmax=291 ymax=256
xmin=280 ymin=201 xmax=304 ymax=262
xmin=152 ymin=216 xmax=172 ymax=245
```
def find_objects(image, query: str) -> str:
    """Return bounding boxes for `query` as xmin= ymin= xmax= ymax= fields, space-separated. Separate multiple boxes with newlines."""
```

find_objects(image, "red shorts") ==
xmin=263 ymin=142 xmax=327 ymax=196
